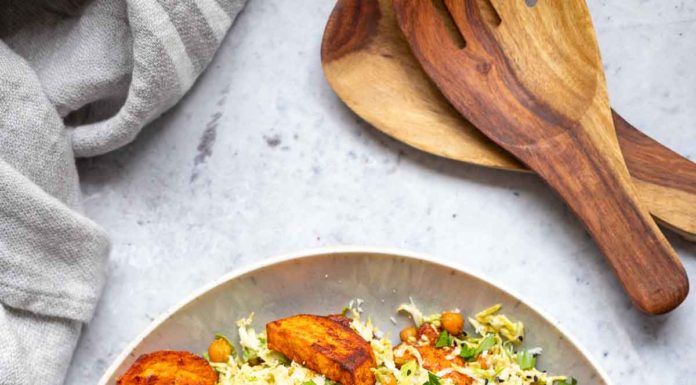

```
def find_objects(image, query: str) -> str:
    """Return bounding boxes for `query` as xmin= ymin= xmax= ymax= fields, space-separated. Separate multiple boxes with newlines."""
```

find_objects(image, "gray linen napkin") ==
xmin=0 ymin=0 xmax=247 ymax=383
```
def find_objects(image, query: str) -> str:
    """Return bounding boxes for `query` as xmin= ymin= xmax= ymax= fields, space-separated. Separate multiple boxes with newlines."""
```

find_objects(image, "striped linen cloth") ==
xmin=0 ymin=0 xmax=247 ymax=383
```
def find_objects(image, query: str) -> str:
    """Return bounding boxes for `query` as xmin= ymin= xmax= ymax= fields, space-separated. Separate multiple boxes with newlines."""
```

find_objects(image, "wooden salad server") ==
xmin=392 ymin=0 xmax=688 ymax=313
xmin=320 ymin=0 xmax=696 ymax=242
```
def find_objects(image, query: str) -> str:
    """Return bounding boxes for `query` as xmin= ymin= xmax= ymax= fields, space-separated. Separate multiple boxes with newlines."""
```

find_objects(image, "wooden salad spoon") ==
xmin=392 ymin=0 xmax=688 ymax=313
xmin=320 ymin=0 xmax=696 ymax=242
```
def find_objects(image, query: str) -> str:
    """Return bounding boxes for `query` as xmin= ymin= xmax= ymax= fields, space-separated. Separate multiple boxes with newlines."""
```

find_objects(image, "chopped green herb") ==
xmin=459 ymin=343 xmax=478 ymax=360
xmin=516 ymin=350 xmax=536 ymax=370
xmin=554 ymin=378 xmax=577 ymax=385
xmin=202 ymin=352 xmax=210 ymax=361
xmin=459 ymin=334 xmax=496 ymax=361
xmin=302 ymin=381 xmax=317 ymax=385
xmin=435 ymin=330 xmax=452 ymax=348
xmin=459 ymin=344 xmax=476 ymax=361
xmin=423 ymin=372 xmax=441 ymax=385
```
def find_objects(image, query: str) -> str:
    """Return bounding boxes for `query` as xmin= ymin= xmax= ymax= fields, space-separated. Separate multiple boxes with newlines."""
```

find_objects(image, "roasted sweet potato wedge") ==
xmin=117 ymin=350 xmax=217 ymax=385
xmin=327 ymin=313 xmax=353 ymax=328
xmin=266 ymin=314 xmax=376 ymax=385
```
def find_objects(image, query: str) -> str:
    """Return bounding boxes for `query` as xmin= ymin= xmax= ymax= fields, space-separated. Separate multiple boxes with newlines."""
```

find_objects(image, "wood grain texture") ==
xmin=392 ymin=0 xmax=688 ymax=313
xmin=612 ymin=114 xmax=696 ymax=241
xmin=320 ymin=0 xmax=696 ymax=241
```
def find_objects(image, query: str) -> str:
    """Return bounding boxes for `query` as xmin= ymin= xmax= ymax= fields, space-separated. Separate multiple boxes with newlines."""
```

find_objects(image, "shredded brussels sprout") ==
xmin=208 ymin=301 xmax=574 ymax=385
xmin=469 ymin=304 xmax=525 ymax=343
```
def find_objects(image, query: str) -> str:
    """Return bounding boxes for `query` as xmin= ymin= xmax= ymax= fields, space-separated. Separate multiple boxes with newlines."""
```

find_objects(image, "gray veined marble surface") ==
xmin=66 ymin=1 xmax=696 ymax=384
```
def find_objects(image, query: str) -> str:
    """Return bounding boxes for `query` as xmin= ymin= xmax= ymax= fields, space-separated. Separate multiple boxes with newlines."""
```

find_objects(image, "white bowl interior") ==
xmin=100 ymin=250 xmax=609 ymax=384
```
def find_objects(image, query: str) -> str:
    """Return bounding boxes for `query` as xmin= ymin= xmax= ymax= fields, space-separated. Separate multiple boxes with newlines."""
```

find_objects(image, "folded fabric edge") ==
xmin=0 ymin=282 xmax=101 ymax=324
xmin=69 ymin=0 xmax=250 ymax=158
xmin=0 ymin=161 xmax=111 ymax=323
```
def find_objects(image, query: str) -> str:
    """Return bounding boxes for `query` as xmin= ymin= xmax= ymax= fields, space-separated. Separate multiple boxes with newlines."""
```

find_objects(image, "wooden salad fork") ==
xmin=320 ymin=0 xmax=696 ymax=242
xmin=392 ymin=0 xmax=688 ymax=313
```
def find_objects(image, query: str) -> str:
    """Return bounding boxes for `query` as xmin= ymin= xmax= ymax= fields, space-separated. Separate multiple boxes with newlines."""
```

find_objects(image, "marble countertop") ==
xmin=66 ymin=0 xmax=696 ymax=384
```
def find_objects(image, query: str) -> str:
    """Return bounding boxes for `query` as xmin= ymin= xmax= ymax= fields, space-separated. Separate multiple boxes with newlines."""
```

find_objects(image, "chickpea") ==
xmin=208 ymin=337 xmax=233 ymax=363
xmin=399 ymin=326 xmax=418 ymax=342
xmin=441 ymin=312 xmax=464 ymax=335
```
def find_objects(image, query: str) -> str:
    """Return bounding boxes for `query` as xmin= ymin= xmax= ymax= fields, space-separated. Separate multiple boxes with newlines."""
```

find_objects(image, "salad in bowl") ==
xmin=116 ymin=300 xmax=575 ymax=385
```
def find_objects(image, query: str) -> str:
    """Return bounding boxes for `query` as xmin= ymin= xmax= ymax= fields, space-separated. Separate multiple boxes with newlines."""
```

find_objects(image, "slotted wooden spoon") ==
xmin=392 ymin=0 xmax=688 ymax=313
xmin=321 ymin=0 xmax=696 ymax=242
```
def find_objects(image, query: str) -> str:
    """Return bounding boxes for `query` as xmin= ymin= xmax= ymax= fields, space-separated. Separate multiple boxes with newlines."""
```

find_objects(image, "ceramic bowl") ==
xmin=98 ymin=247 xmax=611 ymax=385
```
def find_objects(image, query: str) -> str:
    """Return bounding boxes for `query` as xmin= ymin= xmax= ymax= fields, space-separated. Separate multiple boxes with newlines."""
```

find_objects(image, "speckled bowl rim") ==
xmin=97 ymin=246 xmax=613 ymax=385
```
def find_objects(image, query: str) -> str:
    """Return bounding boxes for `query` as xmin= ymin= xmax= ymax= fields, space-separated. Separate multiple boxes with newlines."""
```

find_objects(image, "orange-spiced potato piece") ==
xmin=117 ymin=351 xmax=217 ymax=385
xmin=267 ymin=314 xmax=376 ymax=385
